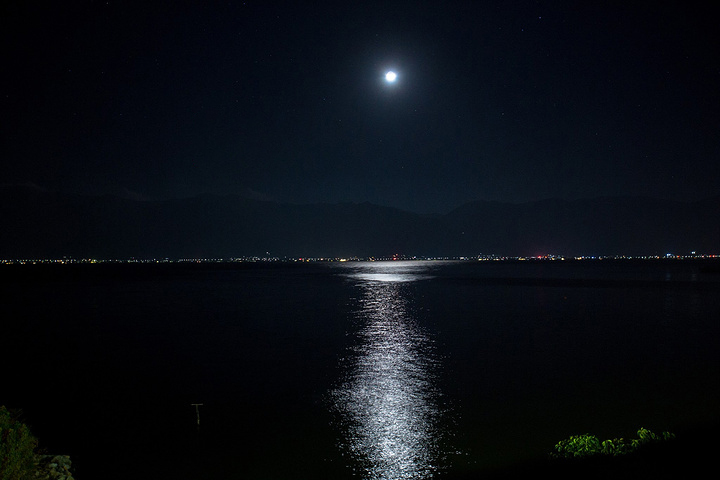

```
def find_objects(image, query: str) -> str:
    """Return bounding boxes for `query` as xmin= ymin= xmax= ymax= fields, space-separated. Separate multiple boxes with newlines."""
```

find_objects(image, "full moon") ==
xmin=385 ymin=71 xmax=397 ymax=82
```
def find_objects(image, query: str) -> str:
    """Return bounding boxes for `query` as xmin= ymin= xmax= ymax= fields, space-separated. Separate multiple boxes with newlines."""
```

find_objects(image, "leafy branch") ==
xmin=551 ymin=428 xmax=675 ymax=459
xmin=1 ymin=406 xmax=38 ymax=480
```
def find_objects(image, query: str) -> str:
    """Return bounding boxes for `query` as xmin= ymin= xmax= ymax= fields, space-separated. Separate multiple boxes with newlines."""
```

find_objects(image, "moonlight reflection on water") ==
xmin=332 ymin=263 xmax=448 ymax=479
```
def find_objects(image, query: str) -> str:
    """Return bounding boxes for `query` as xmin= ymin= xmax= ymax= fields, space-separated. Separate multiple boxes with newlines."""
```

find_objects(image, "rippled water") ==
xmin=3 ymin=260 xmax=720 ymax=479
xmin=332 ymin=262 xmax=449 ymax=479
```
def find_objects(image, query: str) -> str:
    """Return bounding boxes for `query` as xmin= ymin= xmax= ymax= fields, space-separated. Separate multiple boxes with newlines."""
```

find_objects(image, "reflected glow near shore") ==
xmin=333 ymin=263 xmax=446 ymax=479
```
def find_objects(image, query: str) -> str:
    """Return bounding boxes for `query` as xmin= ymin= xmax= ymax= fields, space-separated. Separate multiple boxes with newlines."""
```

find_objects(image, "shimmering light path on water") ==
xmin=332 ymin=262 xmax=449 ymax=479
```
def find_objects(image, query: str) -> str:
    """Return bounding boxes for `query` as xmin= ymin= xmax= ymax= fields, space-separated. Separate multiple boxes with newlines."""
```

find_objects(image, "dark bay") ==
xmin=2 ymin=259 xmax=719 ymax=478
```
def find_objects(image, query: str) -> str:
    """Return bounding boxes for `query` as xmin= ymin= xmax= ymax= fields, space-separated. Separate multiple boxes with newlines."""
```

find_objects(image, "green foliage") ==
xmin=553 ymin=434 xmax=601 ymax=458
xmin=552 ymin=427 xmax=675 ymax=459
xmin=0 ymin=406 xmax=38 ymax=480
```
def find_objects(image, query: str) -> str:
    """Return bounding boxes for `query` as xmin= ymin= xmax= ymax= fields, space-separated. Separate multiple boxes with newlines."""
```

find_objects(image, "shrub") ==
xmin=0 ymin=406 xmax=38 ymax=480
xmin=551 ymin=427 xmax=675 ymax=459
xmin=553 ymin=434 xmax=602 ymax=458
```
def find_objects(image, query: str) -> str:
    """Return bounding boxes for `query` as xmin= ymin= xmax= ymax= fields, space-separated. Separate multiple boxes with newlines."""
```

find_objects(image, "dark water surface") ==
xmin=2 ymin=259 xmax=719 ymax=478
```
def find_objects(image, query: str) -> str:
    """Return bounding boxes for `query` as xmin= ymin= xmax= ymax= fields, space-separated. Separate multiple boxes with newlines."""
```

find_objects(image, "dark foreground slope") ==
xmin=1 ymin=185 xmax=718 ymax=258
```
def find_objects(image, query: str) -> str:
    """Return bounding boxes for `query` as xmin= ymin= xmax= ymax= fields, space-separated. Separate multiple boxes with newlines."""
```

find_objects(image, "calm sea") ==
xmin=2 ymin=259 xmax=719 ymax=479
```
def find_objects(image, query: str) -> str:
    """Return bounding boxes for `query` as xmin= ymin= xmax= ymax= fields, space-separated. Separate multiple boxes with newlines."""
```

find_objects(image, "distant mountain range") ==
xmin=1 ymin=185 xmax=718 ymax=258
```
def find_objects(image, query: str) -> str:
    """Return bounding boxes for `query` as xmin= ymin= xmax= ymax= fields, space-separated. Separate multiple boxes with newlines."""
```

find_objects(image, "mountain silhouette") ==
xmin=1 ymin=185 xmax=718 ymax=258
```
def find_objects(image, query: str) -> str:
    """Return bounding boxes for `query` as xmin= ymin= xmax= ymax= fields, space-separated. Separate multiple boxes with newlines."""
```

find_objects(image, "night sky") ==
xmin=3 ymin=1 xmax=719 ymax=213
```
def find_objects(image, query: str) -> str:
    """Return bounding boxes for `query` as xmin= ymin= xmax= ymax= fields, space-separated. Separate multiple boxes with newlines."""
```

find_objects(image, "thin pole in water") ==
xmin=191 ymin=403 xmax=203 ymax=432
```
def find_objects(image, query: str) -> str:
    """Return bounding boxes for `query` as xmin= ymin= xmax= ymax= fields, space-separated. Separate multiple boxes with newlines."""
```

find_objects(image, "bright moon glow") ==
xmin=385 ymin=71 xmax=397 ymax=82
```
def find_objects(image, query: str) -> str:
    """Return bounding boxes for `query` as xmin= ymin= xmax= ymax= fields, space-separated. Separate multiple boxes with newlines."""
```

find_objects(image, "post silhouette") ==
xmin=191 ymin=403 xmax=203 ymax=432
